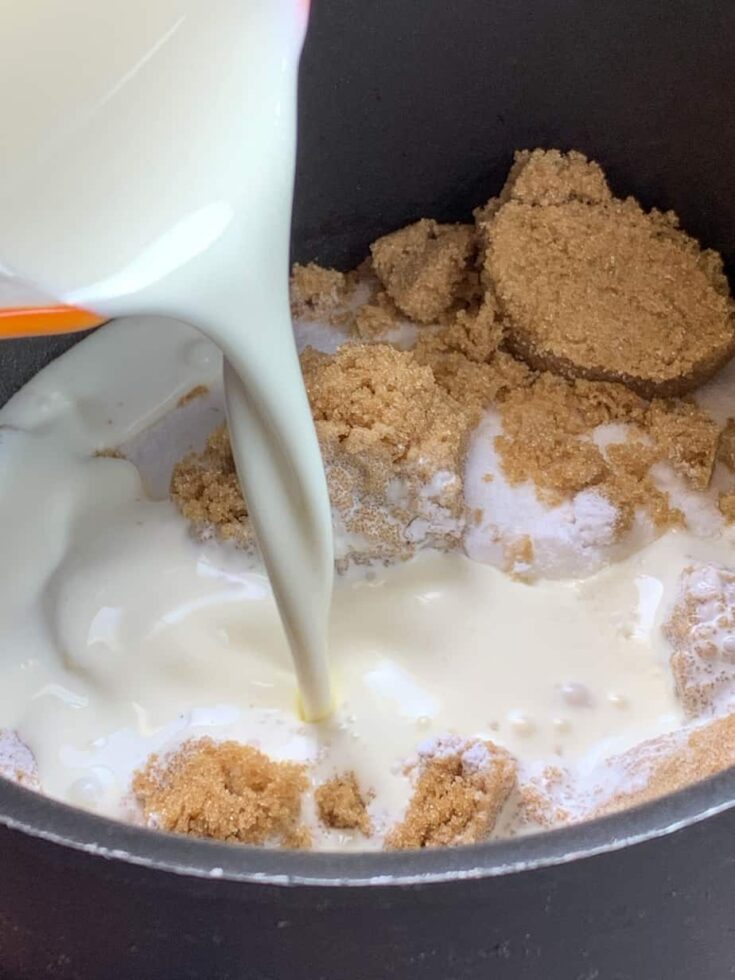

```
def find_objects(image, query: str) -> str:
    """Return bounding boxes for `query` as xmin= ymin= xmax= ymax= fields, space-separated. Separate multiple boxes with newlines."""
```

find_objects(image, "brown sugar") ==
xmin=514 ymin=714 xmax=735 ymax=830
xmin=718 ymin=490 xmax=735 ymax=523
xmin=301 ymin=342 xmax=477 ymax=473
xmin=301 ymin=343 xmax=469 ymax=467
xmin=290 ymin=262 xmax=349 ymax=320
xmin=386 ymin=737 xmax=516 ymax=849
xmin=170 ymin=425 xmax=251 ymax=546
xmin=354 ymin=297 xmax=403 ymax=339
xmin=94 ymin=447 xmax=125 ymax=459
xmin=177 ymin=384 xmax=209 ymax=408
xmin=174 ymin=146 xmax=731 ymax=562
xmin=717 ymin=419 xmax=735 ymax=471
xmin=315 ymin=772 xmax=372 ymax=834
xmin=485 ymin=148 xmax=613 ymax=214
xmin=133 ymin=739 xmax=311 ymax=847
xmin=503 ymin=534 xmax=535 ymax=579
xmin=302 ymin=343 xmax=474 ymax=563
xmin=172 ymin=343 xmax=475 ymax=564
xmin=646 ymin=399 xmax=719 ymax=489
xmin=596 ymin=713 xmax=735 ymax=817
xmin=495 ymin=373 xmax=645 ymax=502
xmin=599 ymin=440 xmax=683 ymax=534
xmin=371 ymin=219 xmax=475 ymax=324
xmin=497 ymin=382 xmax=608 ymax=501
xmin=483 ymin=150 xmax=735 ymax=397
xmin=664 ymin=563 xmax=735 ymax=717
xmin=417 ymin=348 xmax=532 ymax=415
xmin=512 ymin=766 xmax=575 ymax=831
xmin=413 ymin=296 xmax=504 ymax=366
xmin=493 ymin=368 xmax=708 ymax=531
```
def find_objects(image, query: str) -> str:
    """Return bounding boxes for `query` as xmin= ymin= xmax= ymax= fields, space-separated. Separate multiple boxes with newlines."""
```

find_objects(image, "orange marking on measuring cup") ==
xmin=0 ymin=305 xmax=105 ymax=339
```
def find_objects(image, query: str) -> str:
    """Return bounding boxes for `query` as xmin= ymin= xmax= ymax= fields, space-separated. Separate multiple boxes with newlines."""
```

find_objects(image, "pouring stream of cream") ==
xmin=0 ymin=0 xmax=333 ymax=719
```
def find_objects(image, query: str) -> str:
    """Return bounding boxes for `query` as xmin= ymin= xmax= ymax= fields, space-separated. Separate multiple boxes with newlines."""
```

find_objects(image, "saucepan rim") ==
xmin=0 ymin=763 xmax=734 ymax=887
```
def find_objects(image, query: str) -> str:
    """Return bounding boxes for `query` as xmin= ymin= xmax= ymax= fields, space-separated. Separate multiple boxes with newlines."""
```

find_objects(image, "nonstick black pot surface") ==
xmin=2 ymin=1 xmax=735 ymax=977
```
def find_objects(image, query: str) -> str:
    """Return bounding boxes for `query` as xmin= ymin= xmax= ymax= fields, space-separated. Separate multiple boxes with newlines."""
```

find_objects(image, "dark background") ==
xmin=293 ymin=0 xmax=735 ymax=275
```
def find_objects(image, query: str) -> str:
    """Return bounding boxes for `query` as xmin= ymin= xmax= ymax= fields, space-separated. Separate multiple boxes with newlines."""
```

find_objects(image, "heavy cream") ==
xmin=0 ymin=0 xmax=333 ymax=719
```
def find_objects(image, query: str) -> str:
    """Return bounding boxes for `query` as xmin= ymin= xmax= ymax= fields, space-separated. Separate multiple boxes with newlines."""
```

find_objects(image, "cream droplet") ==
xmin=508 ymin=712 xmax=536 ymax=736
xmin=559 ymin=682 xmax=594 ymax=708
xmin=69 ymin=775 xmax=103 ymax=807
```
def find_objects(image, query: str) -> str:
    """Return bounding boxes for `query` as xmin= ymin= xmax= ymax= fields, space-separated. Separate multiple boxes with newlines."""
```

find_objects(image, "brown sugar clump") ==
xmin=717 ymin=419 xmax=735 ymax=472
xmin=302 ymin=343 xmax=474 ymax=564
xmin=483 ymin=151 xmax=735 ymax=397
xmin=171 ymin=343 xmax=476 ymax=566
xmin=315 ymin=772 xmax=372 ymax=835
xmin=170 ymin=426 xmax=251 ymax=546
xmin=647 ymin=399 xmax=720 ymax=489
xmin=512 ymin=766 xmax=577 ymax=831
xmin=504 ymin=534 xmax=535 ymax=579
xmin=414 ymin=297 xmax=504 ymax=366
xmin=516 ymin=714 xmax=735 ymax=828
xmin=386 ymin=737 xmax=516 ymax=849
xmin=411 ymin=295 xmax=531 ymax=414
xmin=498 ymin=148 xmax=613 ymax=210
xmin=664 ymin=563 xmax=735 ymax=717
xmin=495 ymin=373 xmax=645 ymax=502
xmin=301 ymin=343 xmax=472 ymax=469
xmin=493 ymin=369 xmax=689 ymax=531
xmin=290 ymin=262 xmax=348 ymax=320
xmin=718 ymin=490 xmax=735 ymax=523
xmin=177 ymin=384 xmax=209 ymax=408
xmin=133 ymin=739 xmax=310 ymax=847
xmin=371 ymin=219 xmax=475 ymax=324
xmin=354 ymin=292 xmax=406 ymax=340
xmin=600 ymin=440 xmax=683 ymax=534
xmin=94 ymin=447 xmax=125 ymax=459
xmin=417 ymin=347 xmax=532 ymax=415
xmin=595 ymin=713 xmax=735 ymax=817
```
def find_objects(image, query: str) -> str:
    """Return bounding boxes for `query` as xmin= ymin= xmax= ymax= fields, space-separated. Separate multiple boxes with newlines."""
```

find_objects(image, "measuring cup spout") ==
xmin=0 ymin=305 xmax=104 ymax=338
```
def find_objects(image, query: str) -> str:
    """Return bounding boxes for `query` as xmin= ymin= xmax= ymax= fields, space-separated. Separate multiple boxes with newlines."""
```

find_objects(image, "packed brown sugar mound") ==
xmin=664 ymin=563 xmax=735 ymax=718
xmin=386 ymin=736 xmax=516 ymax=849
xmin=133 ymin=739 xmax=310 ymax=848
xmin=482 ymin=149 xmax=735 ymax=397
